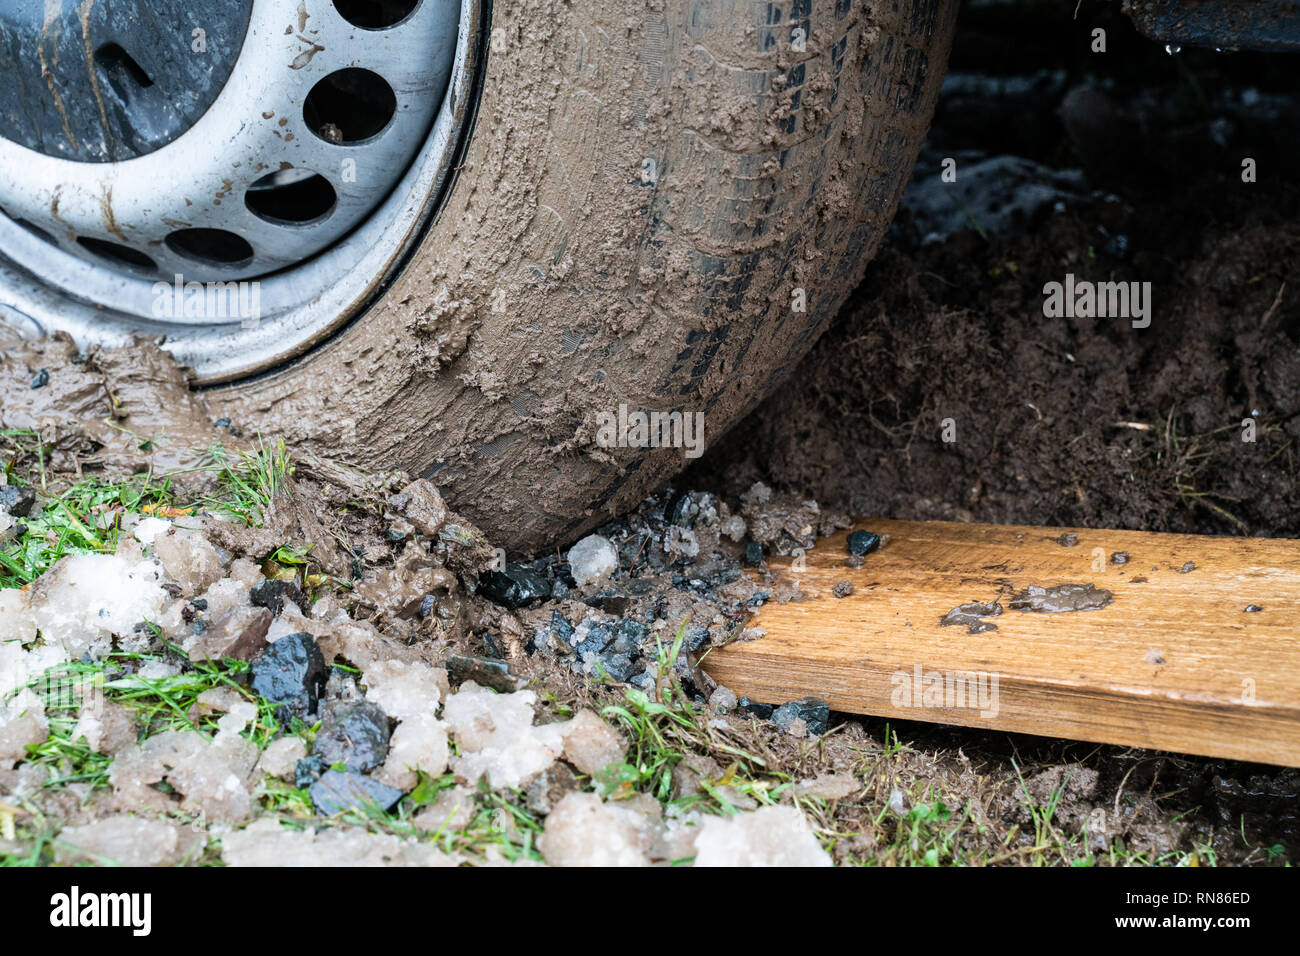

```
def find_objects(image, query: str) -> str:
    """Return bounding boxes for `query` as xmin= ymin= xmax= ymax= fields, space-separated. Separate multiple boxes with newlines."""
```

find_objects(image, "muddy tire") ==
xmin=219 ymin=0 xmax=958 ymax=552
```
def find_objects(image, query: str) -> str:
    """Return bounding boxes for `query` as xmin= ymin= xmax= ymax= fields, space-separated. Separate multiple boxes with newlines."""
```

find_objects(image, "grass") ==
xmin=0 ymin=435 xmax=294 ymax=590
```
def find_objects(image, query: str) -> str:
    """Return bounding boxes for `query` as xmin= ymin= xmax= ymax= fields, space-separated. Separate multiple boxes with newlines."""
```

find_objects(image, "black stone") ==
xmin=446 ymin=654 xmax=519 ymax=693
xmin=594 ymin=652 xmax=637 ymax=683
xmin=249 ymin=579 xmax=309 ymax=617
xmin=574 ymin=621 xmax=615 ymax=660
xmin=771 ymin=697 xmax=830 ymax=736
xmin=737 ymin=697 xmax=773 ymax=720
xmin=0 ymin=484 xmax=36 ymax=517
xmin=610 ymin=619 xmax=647 ymax=655
xmin=550 ymin=610 xmax=574 ymax=642
xmin=30 ymin=368 xmax=48 ymax=389
xmin=742 ymin=541 xmax=764 ymax=567
xmin=250 ymin=632 xmax=327 ymax=721
xmin=479 ymin=565 xmax=551 ymax=609
xmin=314 ymin=700 xmax=391 ymax=772
xmin=294 ymin=754 xmax=326 ymax=789
xmin=847 ymin=530 xmax=881 ymax=557
xmin=310 ymin=769 xmax=405 ymax=815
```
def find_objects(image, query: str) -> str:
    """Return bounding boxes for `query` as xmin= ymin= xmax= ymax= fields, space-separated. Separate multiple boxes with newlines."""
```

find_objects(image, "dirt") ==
xmin=1007 ymin=583 xmax=1114 ymax=613
xmin=0 ymin=333 xmax=222 ymax=482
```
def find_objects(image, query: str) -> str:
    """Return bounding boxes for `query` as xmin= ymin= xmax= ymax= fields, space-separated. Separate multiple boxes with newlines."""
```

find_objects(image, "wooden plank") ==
xmin=703 ymin=520 xmax=1300 ymax=766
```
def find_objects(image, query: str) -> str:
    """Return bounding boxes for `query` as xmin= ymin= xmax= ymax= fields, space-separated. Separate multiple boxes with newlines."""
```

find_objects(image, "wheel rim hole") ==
xmin=304 ymin=69 xmax=397 ymax=144
xmin=95 ymin=43 xmax=154 ymax=92
xmin=333 ymin=0 xmax=420 ymax=29
xmin=75 ymin=236 xmax=157 ymax=272
xmin=246 ymin=169 xmax=338 ymax=225
xmin=13 ymin=218 xmax=56 ymax=246
xmin=164 ymin=228 xmax=254 ymax=267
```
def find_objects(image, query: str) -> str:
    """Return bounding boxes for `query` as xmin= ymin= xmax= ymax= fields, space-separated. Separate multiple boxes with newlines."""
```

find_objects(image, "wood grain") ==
xmin=703 ymin=520 xmax=1300 ymax=766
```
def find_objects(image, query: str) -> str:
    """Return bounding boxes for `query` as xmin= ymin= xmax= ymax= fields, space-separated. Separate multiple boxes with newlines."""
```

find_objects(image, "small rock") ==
xmin=1054 ymin=533 xmax=1079 ymax=547
xmin=315 ymin=700 xmax=391 ymax=772
xmin=567 ymin=535 xmax=619 ymax=586
xmin=30 ymin=368 xmax=48 ymax=389
xmin=250 ymin=632 xmax=327 ymax=721
xmin=737 ymin=697 xmax=773 ymax=720
xmin=250 ymin=579 xmax=309 ymax=617
xmin=479 ymin=565 xmax=551 ymax=609
xmin=446 ymin=654 xmax=519 ymax=693
xmin=309 ymin=768 xmax=405 ymax=815
xmin=742 ymin=541 xmax=764 ymax=568
xmin=708 ymin=686 xmax=738 ymax=714
xmin=847 ymin=530 xmax=880 ymax=556
xmin=0 ymin=484 xmax=36 ymax=518
xmin=832 ymin=580 xmax=854 ymax=598
xmin=771 ymin=697 xmax=829 ymax=736
xmin=294 ymin=754 xmax=327 ymax=789
xmin=1110 ymin=551 xmax=1130 ymax=565
xmin=1180 ymin=561 xmax=1196 ymax=573
xmin=389 ymin=479 xmax=448 ymax=537
xmin=1245 ymin=604 xmax=1264 ymax=613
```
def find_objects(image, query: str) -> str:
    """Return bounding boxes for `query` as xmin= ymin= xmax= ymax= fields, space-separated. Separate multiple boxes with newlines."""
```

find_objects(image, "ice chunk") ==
xmin=363 ymin=659 xmax=445 ymax=721
xmin=566 ymin=534 xmax=619 ymax=586
xmin=198 ymin=577 xmax=252 ymax=620
xmin=561 ymin=709 xmax=626 ymax=777
xmin=29 ymin=553 xmax=170 ymax=660
xmin=131 ymin=517 xmax=172 ymax=546
xmin=374 ymin=713 xmax=448 ymax=791
xmin=443 ymin=682 xmax=563 ymax=788
xmin=414 ymin=785 xmax=476 ymax=832
xmin=72 ymin=700 xmax=136 ymax=755
xmin=256 ymin=736 xmax=307 ymax=779
xmin=692 ymin=806 xmax=832 ymax=867
xmin=228 ymin=557 xmax=264 ymax=587
xmin=152 ymin=528 xmax=225 ymax=595
xmin=221 ymin=819 xmax=458 ymax=867
xmin=538 ymin=793 xmax=653 ymax=866
xmin=54 ymin=815 xmax=202 ymax=866
xmin=0 ymin=689 xmax=46 ymax=770
xmin=0 ymin=588 xmax=35 ymax=644
xmin=137 ymin=660 xmax=180 ymax=681
xmin=109 ymin=730 xmax=257 ymax=823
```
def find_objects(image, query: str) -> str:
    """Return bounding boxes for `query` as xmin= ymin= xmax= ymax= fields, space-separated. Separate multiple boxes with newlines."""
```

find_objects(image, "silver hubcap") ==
xmin=0 ymin=0 xmax=484 ymax=381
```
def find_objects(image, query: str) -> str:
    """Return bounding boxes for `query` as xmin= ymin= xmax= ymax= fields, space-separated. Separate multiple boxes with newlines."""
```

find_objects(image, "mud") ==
xmin=939 ymin=600 xmax=1002 ymax=633
xmin=1007 ymin=583 xmax=1113 ymax=614
xmin=0 ymin=334 xmax=223 ymax=484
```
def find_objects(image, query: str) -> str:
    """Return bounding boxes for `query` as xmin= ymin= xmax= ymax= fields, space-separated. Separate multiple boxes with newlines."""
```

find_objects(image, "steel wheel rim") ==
xmin=0 ymin=0 xmax=488 ymax=384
